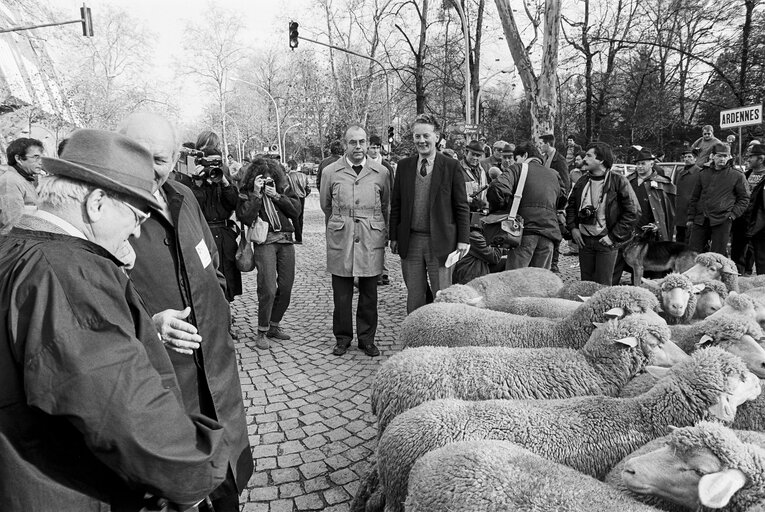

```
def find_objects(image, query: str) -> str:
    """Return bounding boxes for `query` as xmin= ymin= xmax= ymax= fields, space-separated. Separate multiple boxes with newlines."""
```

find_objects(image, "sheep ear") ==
xmin=466 ymin=297 xmax=483 ymax=306
xmin=592 ymin=321 xmax=605 ymax=329
xmin=435 ymin=290 xmax=442 ymax=298
xmin=668 ymin=425 xmax=679 ymax=432
xmin=578 ymin=295 xmax=591 ymax=302
xmin=698 ymin=469 xmax=747 ymax=508
xmin=692 ymin=283 xmax=706 ymax=294
xmin=614 ymin=336 xmax=639 ymax=348
xmin=698 ymin=334 xmax=715 ymax=346
xmin=645 ymin=366 xmax=671 ymax=380
xmin=605 ymin=307 xmax=625 ymax=318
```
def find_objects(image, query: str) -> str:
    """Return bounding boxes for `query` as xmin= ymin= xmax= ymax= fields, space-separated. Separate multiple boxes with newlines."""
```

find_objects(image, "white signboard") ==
xmin=720 ymin=104 xmax=762 ymax=130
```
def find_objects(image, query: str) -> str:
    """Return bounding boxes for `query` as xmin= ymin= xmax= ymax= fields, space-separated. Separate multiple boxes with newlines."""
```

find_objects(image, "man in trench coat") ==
xmin=320 ymin=124 xmax=390 ymax=357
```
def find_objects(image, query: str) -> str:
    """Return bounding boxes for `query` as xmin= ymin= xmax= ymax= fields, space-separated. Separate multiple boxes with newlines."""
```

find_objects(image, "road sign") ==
xmin=464 ymin=123 xmax=479 ymax=131
xmin=720 ymin=104 xmax=762 ymax=130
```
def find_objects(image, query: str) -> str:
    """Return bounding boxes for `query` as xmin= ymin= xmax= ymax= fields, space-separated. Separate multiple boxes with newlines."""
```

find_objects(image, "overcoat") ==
xmin=320 ymin=158 xmax=390 ymax=277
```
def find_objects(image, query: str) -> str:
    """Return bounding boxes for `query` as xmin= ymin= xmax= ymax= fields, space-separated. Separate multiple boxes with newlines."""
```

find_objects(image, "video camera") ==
xmin=178 ymin=146 xmax=224 ymax=181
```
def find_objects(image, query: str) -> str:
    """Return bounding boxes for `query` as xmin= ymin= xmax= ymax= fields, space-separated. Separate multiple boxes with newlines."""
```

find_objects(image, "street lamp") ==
xmin=283 ymin=123 xmax=302 ymax=161
xmin=230 ymin=77 xmax=283 ymax=161
xmin=223 ymin=112 xmax=242 ymax=160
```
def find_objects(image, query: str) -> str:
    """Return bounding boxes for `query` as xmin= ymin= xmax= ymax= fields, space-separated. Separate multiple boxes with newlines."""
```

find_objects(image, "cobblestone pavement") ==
xmin=232 ymin=199 xmax=583 ymax=511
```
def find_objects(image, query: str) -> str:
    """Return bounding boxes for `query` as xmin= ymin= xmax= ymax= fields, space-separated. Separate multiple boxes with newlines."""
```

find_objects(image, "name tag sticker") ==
xmin=195 ymin=239 xmax=212 ymax=268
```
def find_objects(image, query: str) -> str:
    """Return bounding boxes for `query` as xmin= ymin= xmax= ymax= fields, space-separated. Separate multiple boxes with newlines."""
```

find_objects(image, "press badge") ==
xmin=195 ymin=239 xmax=212 ymax=268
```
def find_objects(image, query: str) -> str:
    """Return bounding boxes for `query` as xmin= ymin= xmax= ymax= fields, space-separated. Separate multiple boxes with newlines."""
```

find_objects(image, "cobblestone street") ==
xmin=232 ymin=198 xmax=582 ymax=511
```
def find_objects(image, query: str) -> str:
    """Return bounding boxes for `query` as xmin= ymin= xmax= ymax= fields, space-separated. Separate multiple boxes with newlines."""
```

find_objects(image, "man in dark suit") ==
xmin=539 ymin=133 xmax=571 ymax=273
xmin=389 ymin=113 xmax=471 ymax=313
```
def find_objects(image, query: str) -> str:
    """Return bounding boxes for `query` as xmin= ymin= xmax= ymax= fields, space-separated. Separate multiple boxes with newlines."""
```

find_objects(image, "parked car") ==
xmin=611 ymin=163 xmax=636 ymax=177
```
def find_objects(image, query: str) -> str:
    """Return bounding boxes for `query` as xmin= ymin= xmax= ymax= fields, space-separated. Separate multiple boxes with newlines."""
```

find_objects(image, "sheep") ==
xmin=607 ymin=422 xmax=765 ymax=511
xmin=555 ymin=280 xmax=606 ymax=301
xmin=434 ymin=267 xmax=563 ymax=308
xmin=645 ymin=273 xmax=703 ymax=325
xmin=714 ymin=292 xmax=765 ymax=329
xmin=354 ymin=348 xmax=761 ymax=512
xmin=401 ymin=285 xmax=660 ymax=350
xmin=473 ymin=296 xmax=583 ymax=318
xmin=405 ymin=440 xmax=662 ymax=512
xmin=739 ymin=275 xmax=765 ymax=292
xmin=695 ymin=280 xmax=729 ymax=319
xmin=683 ymin=252 xmax=739 ymax=292
xmin=745 ymin=286 xmax=765 ymax=304
xmin=371 ymin=314 xmax=688 ymax=435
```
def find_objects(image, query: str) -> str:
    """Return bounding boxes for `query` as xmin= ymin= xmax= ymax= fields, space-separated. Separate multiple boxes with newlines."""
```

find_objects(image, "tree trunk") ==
xmin=415 ymin=0 xmax=429 ymax=114
xmin=470 ymin=0 xmax=485 ymax=124
xmin=740 ymin=0 xmax=755 ymax=105
xmin=495 ymin=0 xmax=561 ymax=139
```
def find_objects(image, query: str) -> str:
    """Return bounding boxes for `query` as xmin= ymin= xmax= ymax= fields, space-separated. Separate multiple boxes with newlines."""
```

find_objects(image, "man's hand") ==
xmin=390 ymin=241 xmax=399 ymax=254
xmin=153 ymin=307 xmax=202 ymax=355
xmin=599 ymin=234 xmax=614 ymax=248
xmin=571 ymin=228 xmax=584 ymax=247
xmin=457 ymin=242 xmax=470 ymax=258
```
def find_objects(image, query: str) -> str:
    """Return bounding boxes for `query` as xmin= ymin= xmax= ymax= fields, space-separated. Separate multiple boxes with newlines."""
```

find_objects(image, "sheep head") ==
xmin=694 ymin=314 xmax=765 ymax=378
xmin=583 ymin=286 xmax=660 ymax=325
xmin=694 ymin=280 xmax=728 ymax=319
xmin=621 ymin=422 xmax=765 ymax=510
xmin=591 ymin=315 xmax=689 ymax=368
xmin=433 ymin=284 xmax=485 ymax=308
xmin=684 ymin=253 xmax=739 ymax=292
xmin=658 ymin=273 xmax=698 ymax=321
xmin=713 ymin=292 xmax=765 ymax=330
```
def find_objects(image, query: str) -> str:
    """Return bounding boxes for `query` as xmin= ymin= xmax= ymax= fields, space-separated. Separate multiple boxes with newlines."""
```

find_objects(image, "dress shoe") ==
xmin=550 ymin=265 xmax=560 ymax=274
xmin=267 ymin=326 xmax=291 ymax=340
xmin=255 ymin=332 xmax=270 ymax=350
xmin=377 ymin=274 xmax=390 ymax=285
xmin=359 ymin=343 xmax=380 ymax=357
xmin=333 ymin=343 xmax=349 ymax=356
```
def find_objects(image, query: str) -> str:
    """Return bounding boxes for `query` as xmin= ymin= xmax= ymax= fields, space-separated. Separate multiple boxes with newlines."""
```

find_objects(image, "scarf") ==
xmin=263 ymin=194 xmax=282 ymax=232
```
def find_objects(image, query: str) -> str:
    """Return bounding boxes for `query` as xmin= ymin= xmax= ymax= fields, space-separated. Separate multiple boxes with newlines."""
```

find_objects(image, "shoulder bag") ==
xmin=481 ymin=162 xmax=528 ymax=249
xmin=235 ymin=222 xmax=256 ymax=272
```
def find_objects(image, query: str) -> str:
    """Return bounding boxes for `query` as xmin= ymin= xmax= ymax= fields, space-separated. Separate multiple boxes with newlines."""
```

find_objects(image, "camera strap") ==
xmin=509 ymin=162 xmax=529 ymax=220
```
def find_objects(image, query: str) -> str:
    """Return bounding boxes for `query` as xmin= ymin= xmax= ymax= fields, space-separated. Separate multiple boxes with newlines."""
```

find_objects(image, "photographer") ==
xmin=565 ymin=143 xmax=639 ymax=285
xmin=188 ymin=144 xmax=242 ymax=302
xmin=237 ymin=158 xmax=300 ymax=350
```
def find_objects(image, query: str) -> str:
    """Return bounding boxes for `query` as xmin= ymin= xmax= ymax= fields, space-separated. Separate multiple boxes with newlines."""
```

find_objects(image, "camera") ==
xmin=578 ymin=205 xmax=598 ymax=225
xmin=192 ymin=155 xmax=224 ymax=181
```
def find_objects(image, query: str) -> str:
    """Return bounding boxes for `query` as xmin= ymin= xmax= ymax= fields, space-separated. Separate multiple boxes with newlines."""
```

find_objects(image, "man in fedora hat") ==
xmin=688 ymin=143 xmax=750 ymax=256
xmin=118 ymin=113 xmax=252 ymax=512
xmin=612 ymin=147 xmax=675 ymax=284
xmin=0 ymin=129 xmax=231 ymax=510
xmin=732 ymin=143 xmax=765 ymax=274
xmin=674 ymin=147 xmax=701 ymax=243
xmin=461 ymin=139 xmax=489 ymax=207
xmin=745 ymin=143 xmax=765 ymax=273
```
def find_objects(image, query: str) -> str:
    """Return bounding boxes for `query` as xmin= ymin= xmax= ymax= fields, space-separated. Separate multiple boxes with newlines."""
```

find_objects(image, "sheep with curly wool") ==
xmin=745 ymin=286 xmax=765 ymax=304
xmin=434 ymin=267 xmax=563 ymax=308
xmin=483 ymin=296 xmax=584 ymax=317
xmin=695 ymin=280 xmax=729 ymax=319
xmin=683 ymin=252 xmax=739 ymax=292
xmin=555 ymin=280 xmax=606 ymax=301
xmin=644 ymin=273 xmax=703 ymax=325
xmin=714 ymin=292 xmax=765 ymax=330
xmin=405 ymin=440 xmax=662 ymax=512
xmin=351 ymin=348 xmax=761 ymax=512
xmin=372 ymin=315 xmax=688 ymax=435
xmin=607 ymin=422 xmax=765 ymax=512
xmin=401 ymin=285 xmax=660 ymax=349
xmin=739 ymin=275 xmax=765 ymax=292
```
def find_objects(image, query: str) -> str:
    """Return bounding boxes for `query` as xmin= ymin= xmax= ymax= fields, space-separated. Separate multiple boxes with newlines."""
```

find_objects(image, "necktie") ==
xmin=352 ymin=165 xmax=362 ymax=175
xmin=420 ymin=159 xmax=428 ymax=177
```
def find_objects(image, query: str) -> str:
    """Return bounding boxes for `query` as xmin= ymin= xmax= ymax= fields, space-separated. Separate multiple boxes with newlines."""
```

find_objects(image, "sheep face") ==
xmin=683 ymin=262 xmax=722 ymax=283
xmin=708 ymin=373 xmax=761 ymax=422
xmin=695 ymin=289 xmax=724 ymax=319
xmin=433 ymin=285 xmax=485 ymax=308
xmin=701 ymin=334 xmax=765 ymax=379
xmin=644 ymin=336 xmax=690 ymax=368
xmin=621 ymin=444 xmax=737 ymax=510
xmin=661 ymin=286 xmax=692 ymax=318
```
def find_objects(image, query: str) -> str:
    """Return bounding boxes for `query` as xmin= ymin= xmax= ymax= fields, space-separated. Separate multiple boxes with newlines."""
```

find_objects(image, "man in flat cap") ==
xmin=0 ymin=129 xmax=230 ymax=510
xmin=687 ymin=143 xmax=750 ymax=256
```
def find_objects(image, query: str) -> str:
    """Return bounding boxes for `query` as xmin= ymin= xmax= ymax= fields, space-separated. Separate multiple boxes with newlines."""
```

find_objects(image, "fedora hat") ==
xmin=42 ymin=129 xmax=160 ymax=210
xmin=750 ymin=143 xmax=765 ymax=156
xmin=634 ymin=148 xmax=655 ymax=162
xmin=465 ymin=140 xmax=485 ymax=154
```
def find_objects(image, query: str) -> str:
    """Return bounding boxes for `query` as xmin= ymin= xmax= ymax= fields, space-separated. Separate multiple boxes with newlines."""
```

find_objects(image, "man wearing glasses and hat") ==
xmin=687 ymin=143 xmax=750 ymax=255
xmin=0 ymin=129 xmax=230 ymax=510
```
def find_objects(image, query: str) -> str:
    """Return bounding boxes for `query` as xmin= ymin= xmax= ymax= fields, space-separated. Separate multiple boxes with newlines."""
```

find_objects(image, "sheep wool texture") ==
xmin=372 ymin=315 xmax=673 ymax=435
xmin=668 ymin=313 xmax=763 ymax=354
xmin=650 ymin=273 xmax=698 ymax=325
xmin=555 ymin=280 xmax=606 ymax=301
xmin=744 ymin=286 xmax=765 ymax=305
xmin=606 ymin=423 xmax=765 ymax=512
xmin=475 ymin=296 xmax=582 ymax=318
xmin=739 ymin=275 xmax=765 ymax=293
xmin=362 ymin=348 xmax=750 ymax=512
xmin=400 ymin=286 xmax=660 ymax=349
xmin=435 ymin=267 xmax=564 ymax=308
xmin=405 ymin=440 xmax=661 ymax=512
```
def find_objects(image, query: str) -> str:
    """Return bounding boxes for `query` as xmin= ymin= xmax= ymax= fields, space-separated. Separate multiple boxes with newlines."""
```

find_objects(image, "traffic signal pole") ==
xmin=295 ymin=34 xmax=391 ymax=148
xmin=0 ymin=3 xmax=93 ymax=36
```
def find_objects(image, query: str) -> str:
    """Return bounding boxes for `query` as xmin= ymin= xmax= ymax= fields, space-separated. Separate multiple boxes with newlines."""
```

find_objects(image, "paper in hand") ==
xmin=445 ymin=248 xmax=463 ymax=268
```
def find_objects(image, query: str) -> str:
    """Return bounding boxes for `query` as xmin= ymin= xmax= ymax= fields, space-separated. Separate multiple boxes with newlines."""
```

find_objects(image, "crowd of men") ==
xmin=0 ymin=113 xmax=763 ymax=509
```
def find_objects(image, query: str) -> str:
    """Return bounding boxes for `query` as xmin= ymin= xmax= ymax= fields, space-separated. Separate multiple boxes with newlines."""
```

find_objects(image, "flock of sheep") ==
xmin=351 ymin=253 xmax=765 ymax=512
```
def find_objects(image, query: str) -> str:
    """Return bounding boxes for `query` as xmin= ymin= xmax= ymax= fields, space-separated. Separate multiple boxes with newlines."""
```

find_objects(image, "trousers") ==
xmin=252 ymin=242 xmax=295 ymax=330
xmin=505 ymin=234 xmax=554 ymax=270
xmin=689 ymin=218 xmax=732 ymax=256
xmin=331 ymin=275 xmax=378 ymax=347
xmin=400 ymin=233 xmax=452 ymax=313
xmin=578 ymin=235 xmax=619 ymax=285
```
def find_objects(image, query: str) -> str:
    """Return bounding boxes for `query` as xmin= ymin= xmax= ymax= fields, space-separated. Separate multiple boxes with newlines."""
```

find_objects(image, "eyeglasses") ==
xmin=23 ymin=154 xmax=43 ymax=161
xmin=112 ymin=197 xmax=150 ymax=226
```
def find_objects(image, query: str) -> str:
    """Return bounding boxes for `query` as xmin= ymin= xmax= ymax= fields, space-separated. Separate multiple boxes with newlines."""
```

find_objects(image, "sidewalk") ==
xmin=233 ymin=201 xmax=581 ymax=511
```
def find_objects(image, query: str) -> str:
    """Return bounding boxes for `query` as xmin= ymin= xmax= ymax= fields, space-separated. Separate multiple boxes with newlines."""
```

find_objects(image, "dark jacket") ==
xmin=566 ymin=171 xmax=641 ymax=244
xmin=390 ymin=152 xmax=471 ymax=263
xmin=687 ymin=162 xmax=750 ymax=226
xmin=747 ymin=172 xmax=765 ymax=237
xmin=487 ymin=158 xmax=563 ymax=242
xmin=237 ymin=166 xmax=301 ymax=234
xmin=453 ymin=229 xmax=504 ymax=284
xmin=129 ymin=180 xmax=253 ymax=499
xmin=628 ymin=172 xmax=676 ymax=242
xmin=673 ymin=164 xmax=700 ymax=226
xmin=544 ymin=148 xmax=571 ymax=195
xmin=0 ymin=218 xmax=229 ymax=510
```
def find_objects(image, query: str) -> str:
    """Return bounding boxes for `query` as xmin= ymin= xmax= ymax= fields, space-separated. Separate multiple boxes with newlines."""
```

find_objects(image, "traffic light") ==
xmin=289 ymin=21 xmax=299 ymax=50
xmin=387 ymin=126 xmax=394 ymax=144
xmin=80 ymin=3 xmax=93 ymax=37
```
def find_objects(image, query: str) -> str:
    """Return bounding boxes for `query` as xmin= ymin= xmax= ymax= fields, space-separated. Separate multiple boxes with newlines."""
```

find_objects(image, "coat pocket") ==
xmin=369 ymin=220 xmax=387 ymax=248
xmin=326 ymin=217 xmax=346 ymax=251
